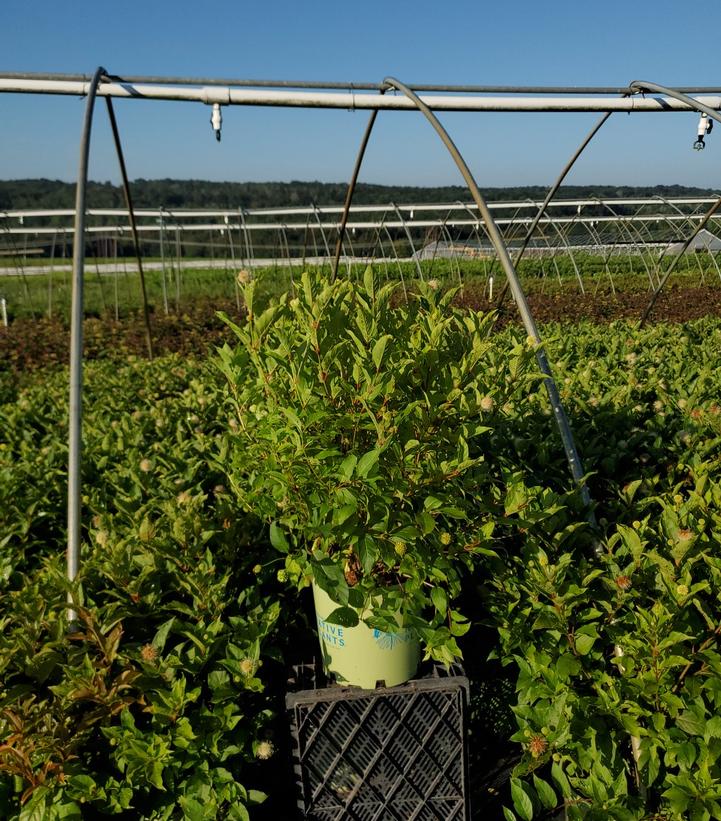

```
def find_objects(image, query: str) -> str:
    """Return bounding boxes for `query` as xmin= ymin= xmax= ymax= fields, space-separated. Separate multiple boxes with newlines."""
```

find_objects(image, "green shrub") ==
xmin=217 ymin=269 xmax=539 ymax=664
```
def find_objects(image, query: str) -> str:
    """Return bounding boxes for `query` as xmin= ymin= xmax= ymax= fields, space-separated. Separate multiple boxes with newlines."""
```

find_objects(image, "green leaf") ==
xmin=574 ymin=633 xmax=596 ymax=656
xmin=431 ymin=587 xmax=447 ymax=617
xmin=372 ymin=334 xmax=392 ymax=370
xmin=556 ymin=654 xmax=581 ymax=680
xmin=510 ymin=778 xmax=534 ymax=821
xmin=551 ymin=761 xmax=572 ymax=798
xmin=663 ymin=786 xmax=691 ymax=814
xmin=363 ymin=265 xmax=375 ymax=298
xmin=348 ymin=587 xmax=365 ymax=609
xmin=533 ymin=774 xmax=557 ymax=810
xmin=269 ymin=522 xmax=289 ymax=553
xmin=339 ymin=454 xmax=357 ymax=480
xmin=153 ymin=617 xmax=176 ymax=651
xmin=326 ymin=606 xmax=360 ymax=627
xmin=416 ymin=511 xmax=435 ymax=536
xmin=356 ymin=449 xmax=379 ymax=479
xmin=311 ymin=559 xmax=348 ymax=601
xmin=677 ymin=711 xmax=706 ymax=737
xmin=178 ymin=797 xmax=206 ymax=821
xmin=247 ymin=790 xmax=267 ymax=806
xmin=503 ymin=808 xmax=517 ymax=821
xmin=333 ymin=502 xmax=357 ymax=525
xmin=357 ymin=536 xmax=378 ymax=575
xmin=227 ymin=803 xmax=251 ymax=821
xmin=56 ymin=804 xmax=83 ymax=820
xmin=424 ymin=495 xmax=443 ymax=511
xmin=705 ymin=715 xmax=721 ymax=742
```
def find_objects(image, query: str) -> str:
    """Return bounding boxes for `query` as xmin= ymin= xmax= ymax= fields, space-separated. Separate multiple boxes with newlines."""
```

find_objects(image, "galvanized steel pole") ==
xmin=67 ymin=66 xmax=106 ymax=625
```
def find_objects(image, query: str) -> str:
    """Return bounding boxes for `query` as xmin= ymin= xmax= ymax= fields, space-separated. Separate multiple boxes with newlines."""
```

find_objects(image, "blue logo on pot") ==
xmin=373 ymin=628 xmax=412 ymax=650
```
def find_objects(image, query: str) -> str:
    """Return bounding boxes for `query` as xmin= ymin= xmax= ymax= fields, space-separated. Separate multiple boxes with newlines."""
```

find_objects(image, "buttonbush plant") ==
xmin=217 ymin=269 xmax=538 ymax=663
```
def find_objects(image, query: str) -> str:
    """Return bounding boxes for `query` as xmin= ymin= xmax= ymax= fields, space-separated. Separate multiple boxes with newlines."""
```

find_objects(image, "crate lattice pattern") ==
xmin=287 ymin=669 xmax=469 ymax=820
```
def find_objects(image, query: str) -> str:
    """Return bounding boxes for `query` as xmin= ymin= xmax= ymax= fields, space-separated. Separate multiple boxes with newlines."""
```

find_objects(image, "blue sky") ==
xmin=1 ymin=0 xmax=721 ymax=190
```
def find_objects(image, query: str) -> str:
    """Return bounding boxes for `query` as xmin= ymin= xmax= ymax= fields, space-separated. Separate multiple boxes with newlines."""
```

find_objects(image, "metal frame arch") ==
xmin=628 ymin=81 xmax=721 ymax=323
xmin=104 ymin=95 xmax=154 ymax=358
xmin=495 ymin=110 xmax=616 ymax=311
xmin=595 ymin=199 xmax=658 ymax=279
xmin=331 ymin=85 xmax=387 ymax=281
xmin=67 ymin=65 xmax=106 ymax=624
xmin=545 ymin=213 xmax=585 ymax=294
xmin=652 ymin=194 xmax=711 ymax=285
xmin=454 ymin=199 xmax=496 ymax=290
xmin=624 ymin=200 xmax=660 ymax=289
xmin=640 ymin=193 xmax=721 ymax=325
xmin=390 ymin=201 xmax=423 ymax=279
xmin=630 ymin=80 xmax=721 ymax=128
xmin=519 ymin=197 xmax=586 ymax=294
xmin=379 ymin=75 xmax=592 ymax=506
xmin=591 ymin=199 xmax=646 ymax=283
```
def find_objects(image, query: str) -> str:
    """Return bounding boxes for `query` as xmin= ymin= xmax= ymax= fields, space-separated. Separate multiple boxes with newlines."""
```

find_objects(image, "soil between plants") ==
xmin=1 ymin=283 xmax=720 ymax=373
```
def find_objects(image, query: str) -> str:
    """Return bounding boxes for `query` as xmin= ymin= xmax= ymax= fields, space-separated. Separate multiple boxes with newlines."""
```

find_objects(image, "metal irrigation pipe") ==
xmin=5 ymin=72 xmax=721 ymax=95
xmin=104 ymin=96 xmax=154 ymax=359
xmin=67 ymin=65 xmax=105 ymax=625
xmin=5 ymin=77 xmax=721 ymax=112
xmin=382 ymin=76 xmax=592 ymax=509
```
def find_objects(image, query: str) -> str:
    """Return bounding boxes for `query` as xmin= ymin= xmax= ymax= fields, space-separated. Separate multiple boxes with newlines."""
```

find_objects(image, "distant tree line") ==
xmin=0 ymin=178 xmax=718 ymax=211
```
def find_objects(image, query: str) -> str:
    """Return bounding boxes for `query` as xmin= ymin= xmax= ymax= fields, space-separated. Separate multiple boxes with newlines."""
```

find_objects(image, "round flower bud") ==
xmin=255 ymin=740 xmax=275 ymax=760
xmin=239 ymin=658 xmax=256 ymax=677
xmin=480 ymin=395 xmax=494 ymax=412
xmin=140 ymin=644 xmax=158 ymax=662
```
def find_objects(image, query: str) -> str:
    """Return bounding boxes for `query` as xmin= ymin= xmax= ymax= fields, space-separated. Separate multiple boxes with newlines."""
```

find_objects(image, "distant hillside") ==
xmin=0 ymin=179 xmax=718 ymax=211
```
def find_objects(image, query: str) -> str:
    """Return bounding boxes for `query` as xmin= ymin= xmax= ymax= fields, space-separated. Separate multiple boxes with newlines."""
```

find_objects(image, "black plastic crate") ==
xmin=286 ymin=663 xmax=470 ymax=820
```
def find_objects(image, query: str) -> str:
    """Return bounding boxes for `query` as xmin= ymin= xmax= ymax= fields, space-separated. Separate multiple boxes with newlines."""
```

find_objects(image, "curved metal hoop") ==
xmin=331 ymin=86 xmax=387 ymax=281
xmin=104 ymin=95 xmax=154 ymax=359
xmin=335 ymin=76 xmax=592 ymax=510
xmin=67 ymin=65 xmax=106 ymax=623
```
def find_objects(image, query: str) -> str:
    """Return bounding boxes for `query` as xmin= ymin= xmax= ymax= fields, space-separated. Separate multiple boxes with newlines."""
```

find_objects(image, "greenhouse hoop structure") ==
xmin=2 ymin=70 xmax=720 ymax=621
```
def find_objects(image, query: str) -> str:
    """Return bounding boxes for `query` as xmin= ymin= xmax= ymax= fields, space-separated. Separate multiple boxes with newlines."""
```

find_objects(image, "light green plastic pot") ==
xmin=312 ymin=582 xmax=420 ymax=689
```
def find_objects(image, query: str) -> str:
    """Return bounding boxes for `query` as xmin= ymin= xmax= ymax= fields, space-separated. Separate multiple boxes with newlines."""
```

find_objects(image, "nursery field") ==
xmin=2 ymin=272 xmax=721 ymax=819
xmin=1 ymin=253 xmax=720 ymax=324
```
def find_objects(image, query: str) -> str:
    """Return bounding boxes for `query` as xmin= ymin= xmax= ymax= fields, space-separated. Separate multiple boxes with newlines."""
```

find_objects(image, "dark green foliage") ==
xmin=0 ymin=357 xmax=302 ymax=819
xmin=0 ymin=179 xmax=716 ymax=211
xmin=2 ymin=275 xmax=721 ymax=818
